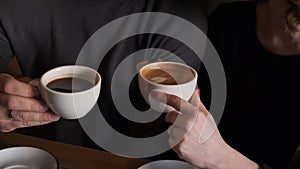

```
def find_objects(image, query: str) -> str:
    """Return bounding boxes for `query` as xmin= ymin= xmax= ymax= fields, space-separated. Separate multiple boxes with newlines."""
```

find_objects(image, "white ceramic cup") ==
xmin=138 ymin=62 xmax=197 ymax=112
xmin=0 ymin=147 xmax=58 ymax=169
xmin=31 ymin=65 xmax=101 ymax=119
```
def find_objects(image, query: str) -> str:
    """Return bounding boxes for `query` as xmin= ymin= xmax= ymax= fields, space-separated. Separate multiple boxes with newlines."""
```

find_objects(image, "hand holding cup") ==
xmin=0 ymin=74 xmax=59 ymax=132
xmin=138 ymin=61 xmax=198 ymax=112
xmin=31 ymin=65 xmax=101 ymax=119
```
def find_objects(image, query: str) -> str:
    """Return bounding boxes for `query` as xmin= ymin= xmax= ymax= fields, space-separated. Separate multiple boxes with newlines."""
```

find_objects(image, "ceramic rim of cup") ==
xmin=40 ymin=65 xmax=101 ymax=95
xmin=139 ymin=61 xmax=198 ymax=87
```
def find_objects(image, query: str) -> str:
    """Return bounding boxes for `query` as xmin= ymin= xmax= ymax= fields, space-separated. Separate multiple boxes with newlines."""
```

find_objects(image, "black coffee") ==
xmin=46 ymin=77 xmax=94 ymax=93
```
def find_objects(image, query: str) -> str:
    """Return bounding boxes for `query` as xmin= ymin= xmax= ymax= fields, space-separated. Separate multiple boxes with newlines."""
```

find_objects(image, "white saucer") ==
xmin=0 ymin=147 xmax=58 ymax=169
xmin=138 ymin=160 xmax=196 ymax=169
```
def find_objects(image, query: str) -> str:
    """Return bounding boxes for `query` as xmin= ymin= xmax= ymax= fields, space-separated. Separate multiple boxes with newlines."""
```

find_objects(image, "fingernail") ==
xmin=150 ymin=90 xmax=166 ymax=100
xmin=50 ymin=114 xmax=60 ymax=121
xmin=197 ymin=89 xmax=201 ymax=96
xmin=150 ymin=90 xmax=159 ymax=97
xmin=150 ymin=90 xmax=168 ymax=102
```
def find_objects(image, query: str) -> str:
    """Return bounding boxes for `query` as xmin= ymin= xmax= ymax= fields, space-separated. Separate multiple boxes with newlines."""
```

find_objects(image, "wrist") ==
xmin=213 ymin=143 xmax=260 ymax=169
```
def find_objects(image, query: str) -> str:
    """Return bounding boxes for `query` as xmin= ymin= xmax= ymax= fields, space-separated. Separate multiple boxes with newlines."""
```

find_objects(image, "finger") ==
xmin=151 ymin=91 xmax=199 ymax=130
xmin=0 ymin=119 xmax=54 ymax=132
xmin=0 ymin=93 xmax=48 ymax=112
xmin=191 ymin=90 xmax=209 ymax=116
xmin=0 ymin=119 xmax=17 ymax=132
xmin=165 ymin=110 xmax=181 ymax=123
xmin=0 ymin=74 xmax=39 ymax=97
xmin=171 ymin=143 xmax=185 ymax=159
xmin=197 ymin=88 xmax=201 ymax=96
xmin=168 ymin=126 xmax=186 ymax=147
xmin=10 ymin=111 xmax=60 ymax=122
xmin=150 ymin=90 xmax=197 ymax=115
xmin=0 ymin=108 xmax=10 ymax=119
xmin=168 ymin=127 xmax=187 ymax=148
xmin=151 ymin=91 xmax=202 ymax=134
xmin=198 ymin=113 xmax=218 ymax=144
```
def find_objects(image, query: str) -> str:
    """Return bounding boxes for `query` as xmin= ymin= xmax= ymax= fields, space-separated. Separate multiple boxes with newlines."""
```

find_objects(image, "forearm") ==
xmin=215 ymin=144 xmax=261 ymax=169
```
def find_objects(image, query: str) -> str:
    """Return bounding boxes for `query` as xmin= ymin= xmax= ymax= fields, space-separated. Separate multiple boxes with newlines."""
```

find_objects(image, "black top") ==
xmin=208 ymin=1 xmax=300 ymax=168
xmin=0 ymin=0 xmax=207 ymax=160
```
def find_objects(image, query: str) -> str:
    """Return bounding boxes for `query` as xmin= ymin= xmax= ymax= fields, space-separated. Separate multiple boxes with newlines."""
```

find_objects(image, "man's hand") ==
xmin=0 ymin=74 xmax=60 ymax=132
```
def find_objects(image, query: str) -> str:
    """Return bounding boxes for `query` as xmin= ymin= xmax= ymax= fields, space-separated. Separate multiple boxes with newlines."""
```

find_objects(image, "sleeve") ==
xmin=0 ymin=23 xmax=13 ymax=72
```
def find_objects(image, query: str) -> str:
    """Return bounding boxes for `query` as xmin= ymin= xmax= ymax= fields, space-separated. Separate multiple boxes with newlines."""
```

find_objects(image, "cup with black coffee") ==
xmin=31 ymin=65 xmax=101 ymax=119
xmin=138 ymin=62 xmax=197 ymax=112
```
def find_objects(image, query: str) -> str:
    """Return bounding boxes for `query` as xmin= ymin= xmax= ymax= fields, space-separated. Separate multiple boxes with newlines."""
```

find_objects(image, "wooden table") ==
xmin=0 ymin=132 xmax=149 ymax=169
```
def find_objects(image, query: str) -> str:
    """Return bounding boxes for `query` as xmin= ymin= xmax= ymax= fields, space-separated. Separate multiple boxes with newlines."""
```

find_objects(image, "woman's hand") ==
xmin=0 ymin=74 xmax=60 ymax=132
xmin=151 ymin=90 xmax=260 ymax=169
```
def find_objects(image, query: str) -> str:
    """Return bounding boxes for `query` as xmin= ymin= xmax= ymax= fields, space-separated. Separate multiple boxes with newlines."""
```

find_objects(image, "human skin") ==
xmin=257 ymin=0 xmax=300 ymax=56
xmin=154 ymin=0 xmax=300 ymax=168
xmin=150 ymin=90 xmax=261 ymax=169
xmin=0 ymin=74 xmax=60 ymax=132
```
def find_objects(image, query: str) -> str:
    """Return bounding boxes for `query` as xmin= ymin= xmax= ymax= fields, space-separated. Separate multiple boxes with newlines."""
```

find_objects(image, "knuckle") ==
xmin=6 ymin=96 xmax=18 ymax=109
xmin=169 ymin=95 xmax=180 ymax=105
xmin=3 ymin=77 xmax=15 ymax=94
xmin=17 ymin=112 xmax=28 ymax=121
xmin=23 ymin=86 xmax=36 ymax=97
xmin=23 ymin=87 xmax=31 ymax=96
xmin=175 ymin=143 xmax=185 ymax=155
xmin=0 ymin=121 xmax=14 ymax=132
xmin=27 ymin=98 xmax=44 ymax=112
xmin=185 ymin=120 xmax=194 ymax=131
xmin=192 ymin=107 xmax=199 ymax=115
xmin=29 ymin=101 xmax=39 ymax=112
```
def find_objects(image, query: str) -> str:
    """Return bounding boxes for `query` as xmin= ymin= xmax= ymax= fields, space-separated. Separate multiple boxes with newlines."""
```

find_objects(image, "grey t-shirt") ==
xmin=0 ymin=0 xmax=207 ymax=159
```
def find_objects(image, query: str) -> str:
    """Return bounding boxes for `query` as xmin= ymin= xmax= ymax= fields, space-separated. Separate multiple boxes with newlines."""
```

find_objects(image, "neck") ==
xmin=266 ymin=0 xmax=290 ymax=16
xmin=259 ymin=0 xmax=290 ymax=23
xmin=257 ymin=0 xmax=300 ymax=55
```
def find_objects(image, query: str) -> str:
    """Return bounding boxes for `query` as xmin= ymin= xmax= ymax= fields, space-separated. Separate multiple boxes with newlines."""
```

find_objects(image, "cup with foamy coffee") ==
xmin=31 ymin=65 xmax=101 ymax=119
xmin=138 ymin=62 xmax=197 ymax=112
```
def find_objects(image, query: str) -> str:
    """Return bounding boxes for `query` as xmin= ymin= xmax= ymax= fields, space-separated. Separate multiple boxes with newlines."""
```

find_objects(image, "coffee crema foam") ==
xmin=142 ymin=65 xmax=194 ymax=85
